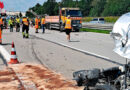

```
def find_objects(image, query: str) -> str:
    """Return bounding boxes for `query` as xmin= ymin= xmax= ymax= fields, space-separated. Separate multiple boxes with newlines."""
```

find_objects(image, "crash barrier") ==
xmin=8 ymin=42 xmax=19 ymax=64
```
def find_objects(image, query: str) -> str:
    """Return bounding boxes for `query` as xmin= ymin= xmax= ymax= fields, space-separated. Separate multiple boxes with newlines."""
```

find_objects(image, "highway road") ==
xmin=0 ymin=27 xmax=123 ymax=79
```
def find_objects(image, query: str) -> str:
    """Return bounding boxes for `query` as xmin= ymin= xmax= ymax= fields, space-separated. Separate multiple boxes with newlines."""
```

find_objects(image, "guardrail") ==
xmin=82 ymin=22 xmax=114 ymax=30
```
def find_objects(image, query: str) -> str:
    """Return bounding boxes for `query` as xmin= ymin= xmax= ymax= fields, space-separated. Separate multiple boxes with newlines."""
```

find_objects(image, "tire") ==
xmin=76 ymin=79 xmax=83 ymax=86
xmin=49 ymin=24 xmax=52 ymax=30
xmin=94 ymin=84 xmax=117 ymax=90
xmin=59 ymin=25 xmax=64 ymax=32
xmin=76 ymin=29 xmax=80 ymax=32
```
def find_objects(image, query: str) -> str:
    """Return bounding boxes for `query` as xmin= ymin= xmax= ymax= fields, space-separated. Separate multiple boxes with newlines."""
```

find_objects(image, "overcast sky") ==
xmin=0 ymin=0 xmax=61 ymax=12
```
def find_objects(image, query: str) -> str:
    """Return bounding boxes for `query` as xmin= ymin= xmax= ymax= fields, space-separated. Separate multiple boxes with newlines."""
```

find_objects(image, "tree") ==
xmin=79 ymin=0 xmax=92 ymax=16
xmin=26 ymin=11 xmax=35 ymax=18
xmin=19 ymin=12 xmax=22 ymax=17
xmin=89 ymin=0 xmax=106 ymax=17
xmin=26 ymin=0 xmax=130 ymax=17
xmin=102 ymin=0 xmax=130 ymax=16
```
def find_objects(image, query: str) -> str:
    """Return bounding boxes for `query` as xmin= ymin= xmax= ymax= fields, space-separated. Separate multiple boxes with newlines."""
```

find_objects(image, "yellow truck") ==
xmin=45 ymin=8 xmax=82 ymax=32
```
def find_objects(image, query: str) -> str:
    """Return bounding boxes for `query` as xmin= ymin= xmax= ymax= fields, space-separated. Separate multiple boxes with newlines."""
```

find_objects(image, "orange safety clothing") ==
xmin=65 ymin=18 xmax=72 ymax=29
xmin=41 ymin=18 xmax=45 ymax=24
xmin=0 ymin=28 xmax=2 ymax=44
xmin=22 ymin=18 xmax=29 ymax=26
xmin=35 ymin=18 xmax=39 ymax=29
xmin=38 ymin=19 xmax=40 ymax=23
xmin=0 ymin=18 xmax=3 ymax=25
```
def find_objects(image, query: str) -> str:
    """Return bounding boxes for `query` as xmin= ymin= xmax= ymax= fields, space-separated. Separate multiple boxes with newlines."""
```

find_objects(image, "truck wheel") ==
xmin=59 ymin=25 xmax=64 ymax=32
xmin=76 ymin=29 xmax=80 ymax=32
xmin=49 ymin=24 xmax=52 ymax=30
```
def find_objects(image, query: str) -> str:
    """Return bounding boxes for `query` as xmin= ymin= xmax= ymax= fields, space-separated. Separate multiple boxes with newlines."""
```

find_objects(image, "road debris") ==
xmin=0 ymin=64 xmax=84 ymax=90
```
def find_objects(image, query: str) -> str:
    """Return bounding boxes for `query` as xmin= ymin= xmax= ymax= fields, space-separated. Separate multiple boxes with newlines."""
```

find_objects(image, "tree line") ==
xmin=26 ymin=0 xmax=130 ymax=18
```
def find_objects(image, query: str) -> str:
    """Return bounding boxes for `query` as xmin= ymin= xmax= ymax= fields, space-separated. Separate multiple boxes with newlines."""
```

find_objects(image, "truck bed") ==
xmin=45 ymin=16 xmax=59 ymax=23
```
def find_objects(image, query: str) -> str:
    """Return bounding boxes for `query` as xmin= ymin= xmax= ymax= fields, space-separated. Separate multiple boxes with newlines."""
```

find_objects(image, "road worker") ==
xmin=22 ymin=16 xmax=29 ymax=38
xmin=8 ymin=17 xmax=13 ymax=32
xmin=41 ymin=16 xmax=45 ymax=33
xmin=65 ymin=15 xmax=72 ymax=41
xmin=35 ymin=16 xmax=39 ymax=33
xmin=0 ymin=16 xmax=3 ymax=31
xmin=38 ymin=17 xmax=41 ymax=29
xmin=0 ymin=16 xmax=3 ymax=44
xmin=15 ymin=16 xmax=20 ymax=32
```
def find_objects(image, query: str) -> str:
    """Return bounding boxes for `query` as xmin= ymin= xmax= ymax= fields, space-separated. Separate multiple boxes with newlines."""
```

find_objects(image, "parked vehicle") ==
xmin=45 ymin=8 xmax=82 ymax=32
xmin=90 ymin=18 xmax=105 ymax=24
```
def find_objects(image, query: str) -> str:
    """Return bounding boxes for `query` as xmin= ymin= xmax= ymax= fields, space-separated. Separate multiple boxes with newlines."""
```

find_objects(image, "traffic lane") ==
xmin=32 ymin=36 xmax=119 ymax=79
xmin=2 ymin=30 xmax=39 ymax=64
xmin=29 ymin=28 xmax=125 ymax=64
xmin=2 ymin=29 xmax=119 ymax=79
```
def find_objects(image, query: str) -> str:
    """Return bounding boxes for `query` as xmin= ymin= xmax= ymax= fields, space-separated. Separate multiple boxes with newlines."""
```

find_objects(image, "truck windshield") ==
xmin=66 ymin=10 xmax=82 ymax=17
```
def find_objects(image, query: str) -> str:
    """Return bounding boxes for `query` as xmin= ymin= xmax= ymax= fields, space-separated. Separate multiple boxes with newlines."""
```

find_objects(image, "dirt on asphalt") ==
xmin=0 ymin=64 xmax=84 ymax=90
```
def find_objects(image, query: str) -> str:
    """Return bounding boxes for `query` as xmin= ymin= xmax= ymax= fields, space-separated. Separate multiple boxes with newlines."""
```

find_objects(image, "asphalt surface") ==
xmin=1 ymin=27 xmax=123 ymax=79
xmin=29 ymin=27 xmax=125 ymax=64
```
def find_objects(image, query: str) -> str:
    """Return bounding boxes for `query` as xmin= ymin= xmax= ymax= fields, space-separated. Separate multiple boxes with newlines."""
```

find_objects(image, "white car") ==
xmin=90 ymin=18 xmax=105 ymax=24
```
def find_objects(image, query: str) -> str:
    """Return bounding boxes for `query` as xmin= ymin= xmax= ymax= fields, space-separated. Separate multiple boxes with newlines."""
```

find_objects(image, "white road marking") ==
xmin=57 ymin=42 xmax=110 ymax=60
xmin=0 ymin=45 xmax=10 ymax=61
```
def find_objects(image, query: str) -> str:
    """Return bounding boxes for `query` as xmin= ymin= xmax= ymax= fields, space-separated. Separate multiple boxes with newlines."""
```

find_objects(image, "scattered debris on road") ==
xmin=0 ymin=64 xmax=84 ymax=90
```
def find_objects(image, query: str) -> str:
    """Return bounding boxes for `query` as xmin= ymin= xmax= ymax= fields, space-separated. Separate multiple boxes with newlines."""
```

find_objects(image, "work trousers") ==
xmin=10 ymin=25 xmax=13 ymax=32
xmin=42 ymin=24 xmax=45 ymax=33
xmin=22 ymin=25 xmax=29 ymax=38
xmin=16 ymin=23 xmax=20 ymax=32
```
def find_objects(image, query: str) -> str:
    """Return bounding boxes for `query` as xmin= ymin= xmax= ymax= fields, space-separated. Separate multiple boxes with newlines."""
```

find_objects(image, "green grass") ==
xmin=80 ymin=28 xmax=111 ymax=34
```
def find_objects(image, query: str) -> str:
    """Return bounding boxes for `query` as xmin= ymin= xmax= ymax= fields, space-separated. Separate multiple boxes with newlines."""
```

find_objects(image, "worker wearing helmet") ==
xmin=35 ymin=16 xmax=39 ymax=33
xmin=15 ymin=16 xmax=20 ymax=32
xmin=8 ymin=17 xmax=13 ymax=32
xmin=41 ymin=16 xmax=45 ymax=33
xmin=22 ymin=16 xmax=29 ymax=38
xmin=0 ymin=16 xmax=3 ymax=31
xmin=65 ymin=15 xmax=72 ymax=41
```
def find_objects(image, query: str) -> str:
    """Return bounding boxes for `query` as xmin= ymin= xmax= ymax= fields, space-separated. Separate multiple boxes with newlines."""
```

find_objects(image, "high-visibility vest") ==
xmin=9 ymin=19 xmax=13 ymax=25
xmin=38 ymin=19 xmax=40 ymax=22
xmin=35 ymin=18 xmax=38 ymax=25
xmin=41 ymin=18 xmax=45 ymax=24
xmin=16 ymin=18 xmax=20 ymax=23
xmin=22 ymin=18 xmax=29 ymax=26
xmin=0 ymin=18 xmax=3 ymax=25
xmin=65 ymin=19 xmax=72 ymax=29
xmin=35 ymin=18 xmax=39 ymax=29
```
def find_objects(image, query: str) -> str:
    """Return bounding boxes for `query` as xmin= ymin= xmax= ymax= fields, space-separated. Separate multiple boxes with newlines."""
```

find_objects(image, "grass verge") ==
xmin=80 ymin=28 xmax=111 ymax=34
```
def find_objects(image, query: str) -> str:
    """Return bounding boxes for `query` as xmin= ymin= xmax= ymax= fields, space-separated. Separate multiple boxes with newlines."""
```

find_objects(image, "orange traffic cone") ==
xmin=8 ymin=42 xmax=19 ymax=64
xmin=0 ymin=27 xmax=2 ymax=44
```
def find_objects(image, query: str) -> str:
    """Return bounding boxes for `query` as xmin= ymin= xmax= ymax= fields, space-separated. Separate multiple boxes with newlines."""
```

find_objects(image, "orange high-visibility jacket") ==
xmin=22 ymin=18 xmax=29 ymax=26
xmin=38 ymin=19 xmax=40 ymax=23
xmin=41 ymin=18 xmax=45 ymax=24
xmin=35 ymin=18 xmax=39 ymax=29
xmin=65 ymin=19 xmax=72 ymax=29
xmin=0 ymin=18 xmax=3 ymax=25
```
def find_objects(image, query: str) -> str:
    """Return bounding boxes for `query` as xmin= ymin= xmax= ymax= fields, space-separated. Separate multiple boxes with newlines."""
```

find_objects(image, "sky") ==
xmin=0 ymin=0 xmax=60 ymax=12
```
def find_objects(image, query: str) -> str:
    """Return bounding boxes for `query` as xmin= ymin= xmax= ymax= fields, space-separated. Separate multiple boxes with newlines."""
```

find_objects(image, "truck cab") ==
xmin=60 ymin=8 xmax=82 ymax=32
